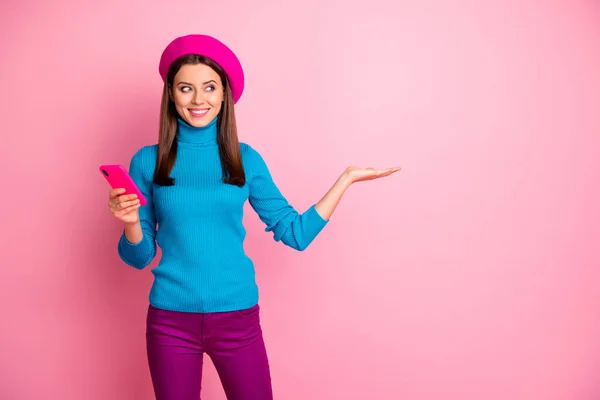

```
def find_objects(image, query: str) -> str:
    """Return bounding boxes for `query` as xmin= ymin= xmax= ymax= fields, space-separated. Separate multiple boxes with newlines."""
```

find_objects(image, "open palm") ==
xmin=345 ymin=166 xmax=401 ymax=183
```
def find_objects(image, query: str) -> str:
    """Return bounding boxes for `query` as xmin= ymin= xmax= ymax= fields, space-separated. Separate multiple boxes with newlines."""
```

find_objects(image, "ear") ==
xmin=168 ymin=85 xmax=174 ymax=101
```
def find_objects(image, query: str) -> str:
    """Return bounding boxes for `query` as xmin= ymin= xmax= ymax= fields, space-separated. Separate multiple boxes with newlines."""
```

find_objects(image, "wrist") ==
xmin=124 ymin=220 xmax=140 ymax=229
xmin=338 ymin=170 xmax=353 ymax=188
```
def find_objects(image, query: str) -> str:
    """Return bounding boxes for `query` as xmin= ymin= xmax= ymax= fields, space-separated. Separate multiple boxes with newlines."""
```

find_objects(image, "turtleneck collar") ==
xmin=176 ymin=116 xmax=218 ymax=148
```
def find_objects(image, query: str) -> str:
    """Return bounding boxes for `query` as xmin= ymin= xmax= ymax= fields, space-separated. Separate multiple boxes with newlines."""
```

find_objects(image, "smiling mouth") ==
xmin=189 ymin=108 xmax=209 ymax=118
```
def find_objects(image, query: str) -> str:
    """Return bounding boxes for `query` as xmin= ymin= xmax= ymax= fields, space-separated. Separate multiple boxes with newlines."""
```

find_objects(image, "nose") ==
xmin=192 ymin=90 xmax=204 ymax=105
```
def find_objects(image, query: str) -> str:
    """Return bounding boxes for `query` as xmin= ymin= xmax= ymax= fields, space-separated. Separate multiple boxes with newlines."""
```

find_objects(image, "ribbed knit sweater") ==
xmin=118 ymin=117 xmax=328 ymax=313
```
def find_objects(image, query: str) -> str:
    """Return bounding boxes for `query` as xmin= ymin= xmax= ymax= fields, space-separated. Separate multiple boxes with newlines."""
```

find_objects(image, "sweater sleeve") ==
xmin=245 ymin=144 xmax=329 ymax=251
xmin=117 ymin=146 xmax=158 ymax=269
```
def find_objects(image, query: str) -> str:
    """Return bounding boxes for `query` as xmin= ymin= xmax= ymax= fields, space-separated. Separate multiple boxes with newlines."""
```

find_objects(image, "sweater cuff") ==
xmin=303 ymin=204 xmax=329 ymax=239
xmin=118 ymin=232 xmax=154 ymax=269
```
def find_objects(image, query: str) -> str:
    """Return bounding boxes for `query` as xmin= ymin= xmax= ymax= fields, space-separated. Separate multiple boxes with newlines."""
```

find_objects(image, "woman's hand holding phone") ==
xmin=108 ymin=188 xmax=141 ymax=224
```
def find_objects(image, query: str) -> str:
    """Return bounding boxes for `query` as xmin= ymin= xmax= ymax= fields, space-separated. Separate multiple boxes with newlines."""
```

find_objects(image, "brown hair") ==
xmin=153 ymin=54 xmax=245 ymax=187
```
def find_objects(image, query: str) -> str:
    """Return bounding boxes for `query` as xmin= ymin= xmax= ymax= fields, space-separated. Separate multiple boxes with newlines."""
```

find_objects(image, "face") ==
xmin=169 ymin=63 xmax=224 ymax=127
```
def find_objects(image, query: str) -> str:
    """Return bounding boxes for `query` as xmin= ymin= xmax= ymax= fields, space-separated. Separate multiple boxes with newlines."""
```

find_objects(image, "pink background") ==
xmin=1 ymin=0 xmax=599 ymax=399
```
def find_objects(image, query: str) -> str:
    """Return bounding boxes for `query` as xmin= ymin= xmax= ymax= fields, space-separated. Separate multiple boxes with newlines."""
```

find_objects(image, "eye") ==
xmin=180 ymin=86 xmax=192 ymax=92
xmin=206 ymin=85 xmax=215 ymax=92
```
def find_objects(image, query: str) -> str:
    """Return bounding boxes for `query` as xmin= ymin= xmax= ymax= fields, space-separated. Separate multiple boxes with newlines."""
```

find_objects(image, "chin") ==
xmin=185 ymin=116 xmax=205 ymax=127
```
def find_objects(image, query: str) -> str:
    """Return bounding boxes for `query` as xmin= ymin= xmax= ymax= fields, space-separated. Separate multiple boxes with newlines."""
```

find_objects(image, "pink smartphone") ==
xmin=99 ymin=164 xmax=147 ymax=206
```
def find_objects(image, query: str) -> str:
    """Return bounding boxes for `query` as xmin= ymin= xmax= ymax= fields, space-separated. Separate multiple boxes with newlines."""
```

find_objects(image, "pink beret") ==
xmin=158 ymin=34 xmax=245 ymax=104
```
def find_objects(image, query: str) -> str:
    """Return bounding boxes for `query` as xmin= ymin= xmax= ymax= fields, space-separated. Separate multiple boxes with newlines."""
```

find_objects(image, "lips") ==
xmin=189 ymin=108 xmax=209 ymax=118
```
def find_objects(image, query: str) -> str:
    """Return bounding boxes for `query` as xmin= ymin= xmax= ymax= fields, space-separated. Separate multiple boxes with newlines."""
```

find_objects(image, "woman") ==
xmin=108 ymin=34 xmax=400 ymax=400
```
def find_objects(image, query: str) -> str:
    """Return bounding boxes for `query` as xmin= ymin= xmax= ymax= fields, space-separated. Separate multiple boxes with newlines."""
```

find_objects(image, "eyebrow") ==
xmin=177 ymin=80 xmax=217 ymax=86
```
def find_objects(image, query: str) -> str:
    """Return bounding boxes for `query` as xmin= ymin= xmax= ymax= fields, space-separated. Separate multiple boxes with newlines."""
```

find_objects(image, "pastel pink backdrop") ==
xmin=1 ymin=0 xmax=599 ymax=399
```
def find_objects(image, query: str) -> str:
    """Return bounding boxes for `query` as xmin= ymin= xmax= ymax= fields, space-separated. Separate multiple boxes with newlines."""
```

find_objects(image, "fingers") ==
xmin=110 ymin=198 xmax=140 ymax=212
xmin=109 ymin=188 xmax=126 ymax=199
xmin=117 ymin=198 xmax=141 ymax=210
xmin=109 ymin=189 xmax=138 ymax=203
xmin=108 ymin=189 xmax=139 ymax=212
xmin=116 ymin=194 xmax=139 ymax=203
xmin=375 ymin=167 xmax=401 ymax=178
xmin=110 ymin=189 xmax=138 ymax=201
xmin=115 ymin=203 xmax=141 ymax=217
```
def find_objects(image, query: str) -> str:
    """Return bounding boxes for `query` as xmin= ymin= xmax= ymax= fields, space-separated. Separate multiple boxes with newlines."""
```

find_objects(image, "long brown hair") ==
xmin=153 ymin=54 xmax=245 ymax=187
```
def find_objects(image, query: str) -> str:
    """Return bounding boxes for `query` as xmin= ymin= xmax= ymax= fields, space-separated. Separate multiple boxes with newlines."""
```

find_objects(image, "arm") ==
xmin=314 ymin=174 xmax=352 ymax=221
xmin=117 ymin=147 xmax=158 ymax=269
xmin=123 ymin=220 xmax=143 ymax=244
xmin=315 ymin=165 xmax=402 ymax=220
xmin=246 ymin=145 xmax=329 ymax=251
xmin=246 ymin=145 xmax=401 ymax=251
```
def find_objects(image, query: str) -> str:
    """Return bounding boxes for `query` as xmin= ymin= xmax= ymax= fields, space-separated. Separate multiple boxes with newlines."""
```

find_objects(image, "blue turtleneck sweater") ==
xmin=118 ymin=117 xmax=328 ymax=313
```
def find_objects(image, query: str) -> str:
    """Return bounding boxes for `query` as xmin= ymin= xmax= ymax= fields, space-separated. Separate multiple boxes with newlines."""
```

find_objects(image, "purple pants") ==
xmin=146 ymin=303 xmax=273 ymax=400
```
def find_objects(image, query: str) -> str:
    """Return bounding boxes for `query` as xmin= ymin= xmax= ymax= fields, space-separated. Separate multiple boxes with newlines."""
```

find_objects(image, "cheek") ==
xmin=174 ymin=92 xmax=192 ymax=107
xmin=207 ymin=91 xmax=223 ymax=106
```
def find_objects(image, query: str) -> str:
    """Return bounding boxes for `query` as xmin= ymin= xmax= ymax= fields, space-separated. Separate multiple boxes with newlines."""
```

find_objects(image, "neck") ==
xmin=177 ymin=116 xmax=218 ymax=148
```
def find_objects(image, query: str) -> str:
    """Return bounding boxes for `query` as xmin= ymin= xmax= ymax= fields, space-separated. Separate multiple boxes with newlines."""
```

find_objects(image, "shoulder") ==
xmin=132 ymin=144 xmax=158 ymax=161
xmin=239 ymin=142 xmax=255 ymax=156
xmin=239 ymin=142 xmax=271 ymax=179
xmin=129 ymin=144 xmax=158 ymax=177
xmin=239 ymin=142 xmax=264 ymax=162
